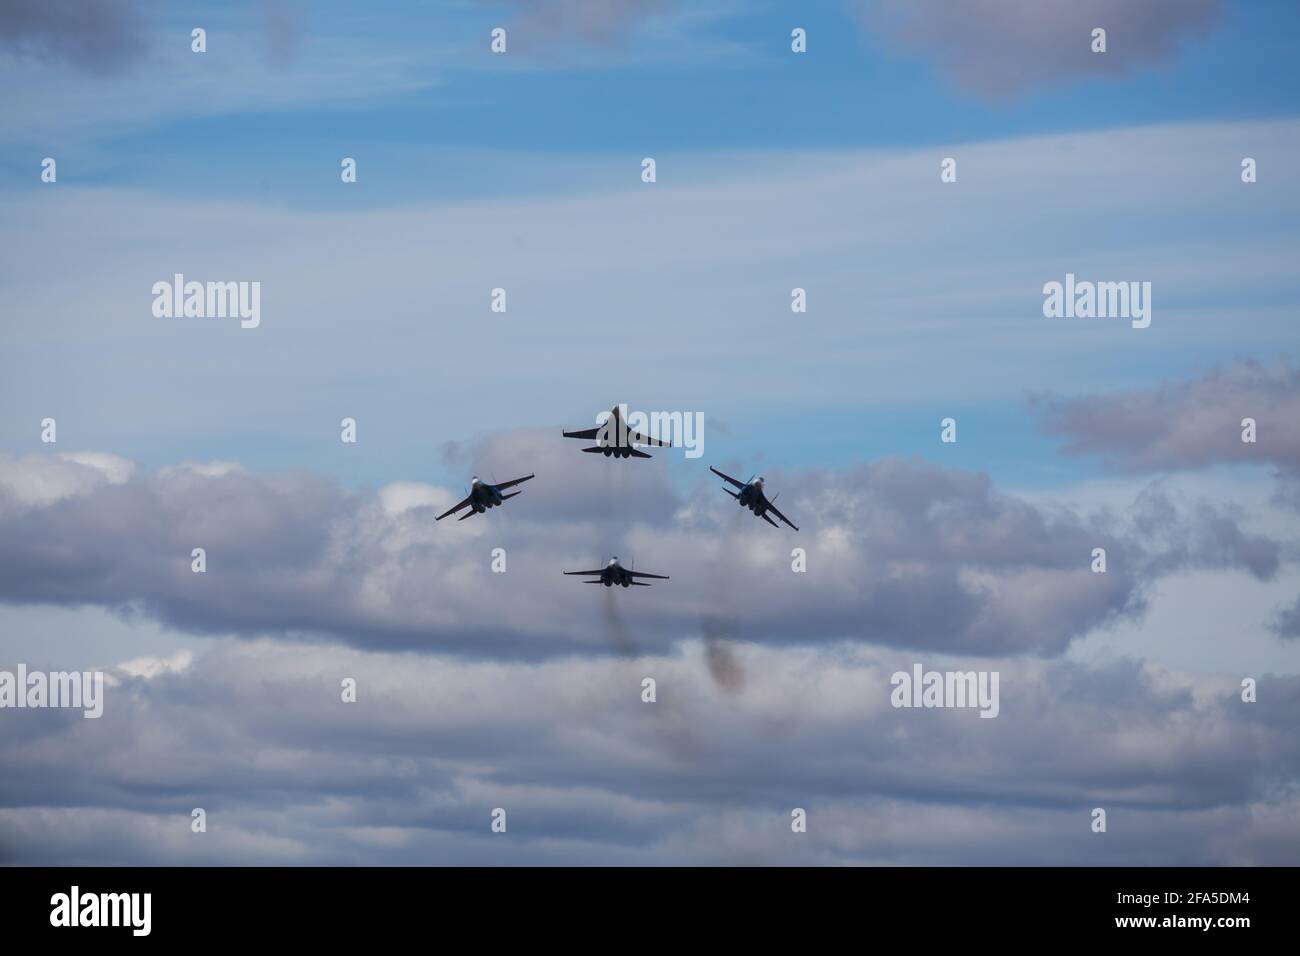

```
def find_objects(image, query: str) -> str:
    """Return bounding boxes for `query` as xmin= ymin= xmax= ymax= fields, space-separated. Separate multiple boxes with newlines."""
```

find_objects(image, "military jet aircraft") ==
xmin=564 ymin=557 xmax=669 ymax=588
xmin=709 ymin=466 xmax=798 ymax=530
xmin=436 ymin=474 xmax=535 ymax=521
xmin=563 ymin=405 xmax=670 ymax=459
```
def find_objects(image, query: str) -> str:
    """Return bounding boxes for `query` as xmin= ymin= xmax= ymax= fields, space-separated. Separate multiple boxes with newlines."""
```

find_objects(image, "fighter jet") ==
xmin=709 ymin=466 xmax=798 ymax=530
xmin=563 ymin=405 xmax=670 ymax=459
xmin=436 ymin=474 xmax=535 ymax=521
xmin=564 ymin=557 xmax=669 ymax=588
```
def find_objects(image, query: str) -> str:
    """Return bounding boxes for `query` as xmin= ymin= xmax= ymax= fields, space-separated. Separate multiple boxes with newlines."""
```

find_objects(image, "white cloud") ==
xmin=0 ymin=443 xmax=1284 ymax=663
xmin=0 ymin=450 xmax=133 ymax=509
xmin=0 ymin=635 xmax=1295 ymax=864
xmin=111 ymin=648 xmax=193 ymax=681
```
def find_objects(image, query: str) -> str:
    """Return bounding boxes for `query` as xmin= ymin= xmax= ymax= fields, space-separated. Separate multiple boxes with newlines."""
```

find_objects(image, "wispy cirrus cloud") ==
xmin=0 ymin=4 xmax=444 ymax=146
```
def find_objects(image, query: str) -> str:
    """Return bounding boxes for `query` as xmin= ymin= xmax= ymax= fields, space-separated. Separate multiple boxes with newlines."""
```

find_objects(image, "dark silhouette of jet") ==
xmin=436 ymin=474 xmax=534 ymax=521
xmin=564 ymin=556 xmax=669 ymax=588
xmin=563 ymin=405 xmax=670 ymax=459
xmin=710 ymin=466 xmax=798 ymax=530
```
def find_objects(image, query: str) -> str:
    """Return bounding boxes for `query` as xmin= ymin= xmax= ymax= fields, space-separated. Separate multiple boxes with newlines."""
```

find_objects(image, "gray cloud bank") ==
xmin=0 ymin=639 xmax=1295 ymax=865
xmin=3 ymin=364 xmax=1297 ymax=865
xmin=0 ymin=432 xmax=1281 ymax=660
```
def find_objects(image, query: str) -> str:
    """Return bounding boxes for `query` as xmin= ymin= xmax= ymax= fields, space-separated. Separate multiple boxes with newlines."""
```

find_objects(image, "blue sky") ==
xmin=1 ymin=0 xmax=1297 ymax=488
xmin=5 ymin=0 xmax=1300 ymax=199
xmin=2 ymin=0 xmax=1300 ymax=866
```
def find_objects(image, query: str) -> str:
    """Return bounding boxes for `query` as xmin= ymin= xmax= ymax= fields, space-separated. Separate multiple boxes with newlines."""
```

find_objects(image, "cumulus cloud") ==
xmin=1035 ymin=361 xmax=1300 ymax=658
xmin=0 ymin=441 xmax=1280 ymax=659
xmin=0 ymin=450 xmax=137 ymax=509
xmin=1 ymin=638 xmax=1296 ymax=864
xmin=858 ymin=0 xmax=1220 ymax=96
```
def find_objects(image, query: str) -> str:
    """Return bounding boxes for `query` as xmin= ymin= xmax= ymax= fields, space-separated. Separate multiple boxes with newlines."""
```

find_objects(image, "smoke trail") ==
xmin=695 ymin=503 xmax=749 ymax=693
xmin=601 ymin=586 xmax=638 ymax=656
xmin=700 ymin=614 xmax=744 ymax=693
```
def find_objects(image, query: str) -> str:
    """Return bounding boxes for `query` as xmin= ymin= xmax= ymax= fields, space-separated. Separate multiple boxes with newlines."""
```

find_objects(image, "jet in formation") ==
xmin=563 ymin=405 xmax=670 ymax=459
xmin=564 ymin=557 xmax=669 ymax=588
xmin=709 ymin=466 xmax=798 ymax=530
xmin=436 ymin=474 xmax=535 ymax=521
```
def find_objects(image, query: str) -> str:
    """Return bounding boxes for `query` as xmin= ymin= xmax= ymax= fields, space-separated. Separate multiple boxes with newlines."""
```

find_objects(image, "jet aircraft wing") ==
xmin=494 ymin=473 xmax=535 ymax=491
xmin=709 ymin=466 xmax=746 ymax=489
xmin=766 ymin=499 xmax=799 ymax=531
xmin=624 ymin=425 xmax=670 ymax=447
xmin=436 ymin=495 xmax=474 ymax=521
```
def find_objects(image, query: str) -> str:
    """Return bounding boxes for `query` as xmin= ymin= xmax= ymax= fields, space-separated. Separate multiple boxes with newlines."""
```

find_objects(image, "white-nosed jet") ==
xmin=710 ymin=466 xmax=798 ymax=530
xmin=564 ymin=556 xmax=669 ymax=588
xmin=436 ymin=474 xmax=535 ymax=521
xmin=563 ymin=405 xmax=670 ymax=459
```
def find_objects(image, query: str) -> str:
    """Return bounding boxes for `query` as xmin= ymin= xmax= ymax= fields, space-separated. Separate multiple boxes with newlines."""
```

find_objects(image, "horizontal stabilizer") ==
xmin=761 ymin=512 xmax=779 ymax=528
xmin=458 ymin=509 xmax=478 ymax=521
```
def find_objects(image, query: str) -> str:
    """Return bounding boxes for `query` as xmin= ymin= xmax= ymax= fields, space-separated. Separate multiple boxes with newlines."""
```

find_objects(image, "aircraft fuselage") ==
xmin=736 ymin=479 xmax=767 ymax=513
xmin=468 ymin=478 xmax=505 ymax=512
xmin=599 ymin=560 xmax=633 ymax=587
